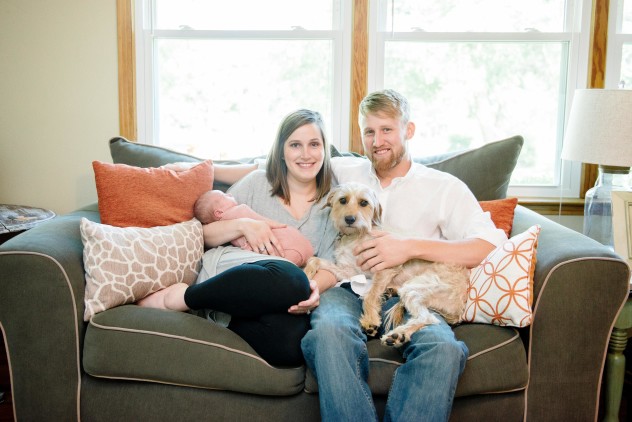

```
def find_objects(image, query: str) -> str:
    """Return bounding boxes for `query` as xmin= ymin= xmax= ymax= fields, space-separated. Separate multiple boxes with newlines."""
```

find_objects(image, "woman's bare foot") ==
xmin=137 ymin=283 xmax=190 ymax=311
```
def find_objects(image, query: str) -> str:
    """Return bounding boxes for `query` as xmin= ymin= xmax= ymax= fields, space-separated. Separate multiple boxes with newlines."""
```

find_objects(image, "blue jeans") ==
xmin=301 ymin=285 xmax=468 ymax=422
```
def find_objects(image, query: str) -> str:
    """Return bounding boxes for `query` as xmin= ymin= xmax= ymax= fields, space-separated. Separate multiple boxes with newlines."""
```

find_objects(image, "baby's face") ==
xmin=214 ymin=192 xmax=238 ymax=210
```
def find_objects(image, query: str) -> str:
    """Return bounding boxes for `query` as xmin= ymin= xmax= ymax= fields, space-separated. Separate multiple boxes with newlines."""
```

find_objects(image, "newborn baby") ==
xmin=194 ymin=190 xmax=314 ymax=267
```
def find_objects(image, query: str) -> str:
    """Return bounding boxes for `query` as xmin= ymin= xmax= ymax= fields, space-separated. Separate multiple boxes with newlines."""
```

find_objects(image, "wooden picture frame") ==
xmin=612 ymin=191 xmax=632 ymax=272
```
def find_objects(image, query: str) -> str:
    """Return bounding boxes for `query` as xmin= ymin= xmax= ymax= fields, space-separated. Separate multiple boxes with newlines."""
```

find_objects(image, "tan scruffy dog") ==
xmin=304 ymin=182 xmax=469 ymax=347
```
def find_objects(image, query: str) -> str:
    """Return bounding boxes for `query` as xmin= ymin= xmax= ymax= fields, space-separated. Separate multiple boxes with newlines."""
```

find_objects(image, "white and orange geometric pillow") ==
xmin=462 ymin=225 xmax=541 ymax=327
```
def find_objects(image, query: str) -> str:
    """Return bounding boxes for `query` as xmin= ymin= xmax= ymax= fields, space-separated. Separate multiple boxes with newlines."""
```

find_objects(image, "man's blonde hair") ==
xmin=358 ymin=89 xmax=410 ymax=125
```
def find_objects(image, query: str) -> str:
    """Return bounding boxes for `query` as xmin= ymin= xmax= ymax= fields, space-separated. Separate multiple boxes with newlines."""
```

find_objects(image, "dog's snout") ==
xmin=344 ymin=215 xmax=356 ymax=225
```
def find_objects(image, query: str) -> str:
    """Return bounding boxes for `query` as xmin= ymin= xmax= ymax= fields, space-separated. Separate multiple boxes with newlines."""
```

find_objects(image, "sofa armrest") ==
xmin=512 ymin=205 xmax=630 ymax=421
xmin=0 ymin=204 xmax=99 ymax=421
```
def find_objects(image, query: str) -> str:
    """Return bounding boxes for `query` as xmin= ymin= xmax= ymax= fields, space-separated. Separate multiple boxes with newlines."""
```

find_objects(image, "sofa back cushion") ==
xmin=109 ymin=135 xmax=523 ymax=201
xmin=110 ymin=137 xmax=203 ymax=167
xmin=416 ymin=136 xmax=523 ymax=200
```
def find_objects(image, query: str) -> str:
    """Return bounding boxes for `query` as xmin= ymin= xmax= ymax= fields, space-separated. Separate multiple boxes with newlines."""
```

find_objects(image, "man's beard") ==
xmin=370 ymin=147 xmax=406 ymax=173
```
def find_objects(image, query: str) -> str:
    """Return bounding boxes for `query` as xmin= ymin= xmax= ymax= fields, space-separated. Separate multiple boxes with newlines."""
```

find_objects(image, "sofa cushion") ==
xmin=304 ymin=323 xmax=528 ymax=397
xmin=85 ymin=307 xmax=527 ymax=399
xmin=80 ymin=218 xmax=204 ymax=321
xmin=110 ymin=137 xmax=203 ymax=167
xmin=109 ymin=135 xmax=523 ymax=201
xmin=463 ymin=225 xmax=540 ymax=327
xmin=417 ymin=136 xmax=524 ymax=200
xmin=93 ymin=160 xmax=214 ymax=228
xmin=83 ymin=305 xmax=306 ymax=396
xmin=480 ymin=197 xmax=518 ymax=237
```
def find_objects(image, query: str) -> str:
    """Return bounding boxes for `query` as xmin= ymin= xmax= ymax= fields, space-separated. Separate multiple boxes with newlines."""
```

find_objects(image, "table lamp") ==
xmin=561 ymin=89 xmax=632 ymax=248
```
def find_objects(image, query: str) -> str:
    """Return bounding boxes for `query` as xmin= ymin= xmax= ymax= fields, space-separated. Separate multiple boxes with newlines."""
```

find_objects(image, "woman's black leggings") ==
xmin=184 ymin=259 xmax=311 ymax=367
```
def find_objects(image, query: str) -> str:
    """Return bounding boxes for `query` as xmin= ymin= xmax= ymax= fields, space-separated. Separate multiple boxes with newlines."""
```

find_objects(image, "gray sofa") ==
xmin=0 ymin=136 xmax=629 ymax=421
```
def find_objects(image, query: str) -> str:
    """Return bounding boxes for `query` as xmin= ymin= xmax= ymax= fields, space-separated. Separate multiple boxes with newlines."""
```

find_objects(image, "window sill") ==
xmin=517 ymin=197 xmax=585 ymax=216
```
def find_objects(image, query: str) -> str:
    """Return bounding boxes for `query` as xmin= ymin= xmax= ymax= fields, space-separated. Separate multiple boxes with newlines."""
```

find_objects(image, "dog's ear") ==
xmin=372 ymin=202 xmax=383 ymax=227
xmin=371 ymin=191 xmax=383 ymax=227
xmin=324 ymin=187 xmax=339 ymax=209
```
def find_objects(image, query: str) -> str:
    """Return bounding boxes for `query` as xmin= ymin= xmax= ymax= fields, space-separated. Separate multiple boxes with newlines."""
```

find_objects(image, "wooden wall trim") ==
xmin=117 ymin=0 xmax=137 ymax=141
xmin=349 ymin=0 xmax=368 ymax=153
xmin=582 ymin=0 xmax=610 ymax=196
xmin=588 ymin=0 xmax=609 ymax=88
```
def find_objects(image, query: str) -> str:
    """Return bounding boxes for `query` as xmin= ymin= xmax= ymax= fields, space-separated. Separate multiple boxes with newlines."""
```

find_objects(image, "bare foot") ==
xmin=137 ymin=283 xmax=189 ymax=311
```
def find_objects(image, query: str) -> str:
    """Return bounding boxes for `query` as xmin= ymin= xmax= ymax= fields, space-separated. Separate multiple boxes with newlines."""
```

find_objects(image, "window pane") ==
xmin=155 ymin=0 xmax=335 ymax=30
xmin=622 ymin=44 xmax=632 ymax=88
xmin=384 ymin=41 xmax=566 ymax=185
xmin=155 ymin=39 xmax=333 ymax=159
xmin=388 ymin=0 xmax=566 ymax=32
xmin=623 ymin=0 xmax=632 ymax=33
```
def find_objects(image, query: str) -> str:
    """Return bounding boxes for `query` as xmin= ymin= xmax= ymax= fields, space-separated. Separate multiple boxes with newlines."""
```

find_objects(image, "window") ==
xmin=135 ymin=0 xmax=351 ymax=159
xmin=129 ymin=1 xmax=596 ymax=199
xmin=368 ymin=0 xmax=592 ymax=198
xmin=606 ymin=0 xmax=632 ymax=88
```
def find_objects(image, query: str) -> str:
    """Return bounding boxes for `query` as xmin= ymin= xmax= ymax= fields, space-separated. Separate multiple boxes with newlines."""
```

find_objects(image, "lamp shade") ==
xmin=561 ymin=89 xmax=632 ymax=167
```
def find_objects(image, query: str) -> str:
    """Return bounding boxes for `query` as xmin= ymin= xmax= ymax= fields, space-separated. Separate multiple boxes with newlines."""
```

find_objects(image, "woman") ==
xmin=138 ymin=109 xmax=337 ymax=367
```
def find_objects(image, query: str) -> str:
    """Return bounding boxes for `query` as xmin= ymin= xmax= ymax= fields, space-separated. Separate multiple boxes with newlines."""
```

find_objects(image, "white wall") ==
xmin=0 ymin=0 xmax=118 ymax=215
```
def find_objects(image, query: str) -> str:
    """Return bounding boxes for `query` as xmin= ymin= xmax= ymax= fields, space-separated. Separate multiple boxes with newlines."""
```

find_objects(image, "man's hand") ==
xmin=288 ymin=280 xmax=320 ymax=314
xmin=353 ymin=230 xmax=411 ymax=272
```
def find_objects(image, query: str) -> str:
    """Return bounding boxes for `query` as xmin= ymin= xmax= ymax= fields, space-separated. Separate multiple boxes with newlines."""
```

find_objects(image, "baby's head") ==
xmin=194 ymin=190 xmax=238 ymax=224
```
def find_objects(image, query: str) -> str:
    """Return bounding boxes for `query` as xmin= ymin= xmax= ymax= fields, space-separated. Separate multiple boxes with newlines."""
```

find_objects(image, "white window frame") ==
xmin=367 ymin=0 xmax=592 ymax=198
xmin=134 ymin=0 xmax=352 ymax=155
xmin=606 ymin=0 xmax=632 ymax=88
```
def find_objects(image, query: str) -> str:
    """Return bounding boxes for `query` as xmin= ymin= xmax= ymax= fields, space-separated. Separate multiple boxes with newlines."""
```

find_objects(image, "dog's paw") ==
xmin=363 ymin=325 xmax=379 ymax=337
xmin=382 ymin=287 xmax=398 ymax=300
xmin=303 ymin=268 xmax=316 ymax=280
xmin=381 ymin=330 xmax=409 ymax=347
xmin=359 ymin=315 xmax=380 ymax=337
xmin=303 ymin=258 xmax=320 ymax=279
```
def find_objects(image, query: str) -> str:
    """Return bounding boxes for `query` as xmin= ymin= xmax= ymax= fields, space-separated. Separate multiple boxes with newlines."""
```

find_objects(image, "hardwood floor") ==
xmin=0 ymin=336 xmax=14 ymax=422
xmin=0 ymin=392 xmax=13 ymax=422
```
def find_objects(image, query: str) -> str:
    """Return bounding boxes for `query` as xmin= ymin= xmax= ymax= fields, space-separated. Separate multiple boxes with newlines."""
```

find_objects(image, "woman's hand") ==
xmin=288 ymin=280 xmax=319 ymax=315
xmin=241 ymin=219 xmax=286 ymax=257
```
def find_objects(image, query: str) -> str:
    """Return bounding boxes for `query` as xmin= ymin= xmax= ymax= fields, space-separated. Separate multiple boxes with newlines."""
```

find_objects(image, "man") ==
xmin=301 ymin=89 xmax=507 ymax=421
xmin=213 ymin=91 xmax=506 ymax=420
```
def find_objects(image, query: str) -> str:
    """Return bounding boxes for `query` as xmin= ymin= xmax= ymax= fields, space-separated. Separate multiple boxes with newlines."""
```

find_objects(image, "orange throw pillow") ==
xmin=93 ymin=160 xmax=214 ymax=228
xmin=479 ymin=197 xmax=518 ymax=237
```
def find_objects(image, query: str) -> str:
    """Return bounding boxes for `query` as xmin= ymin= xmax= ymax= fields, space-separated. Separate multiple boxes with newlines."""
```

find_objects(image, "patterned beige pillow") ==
xmin=80 ymin=218 xmax=204 ymax=321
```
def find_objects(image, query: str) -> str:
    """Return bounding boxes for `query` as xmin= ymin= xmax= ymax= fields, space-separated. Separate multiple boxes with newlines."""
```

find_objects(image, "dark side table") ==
xmin=0 ymin=204 xmax=55 ymax=420
xmin=0 ymin=204 xmax=55 ymax=244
